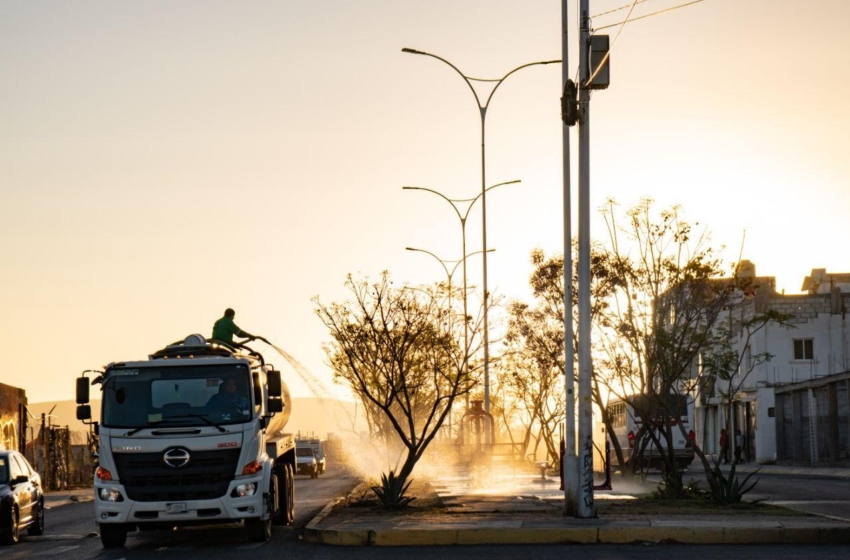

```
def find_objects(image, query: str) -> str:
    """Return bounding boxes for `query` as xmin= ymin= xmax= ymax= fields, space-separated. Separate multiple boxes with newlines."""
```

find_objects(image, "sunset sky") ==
xmin=3 ymin=0 xmax=849 ymax=405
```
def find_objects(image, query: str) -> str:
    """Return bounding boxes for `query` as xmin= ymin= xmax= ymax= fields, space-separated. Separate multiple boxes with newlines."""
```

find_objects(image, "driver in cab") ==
xmin=206 ymin=377 xmax=249 ymax=410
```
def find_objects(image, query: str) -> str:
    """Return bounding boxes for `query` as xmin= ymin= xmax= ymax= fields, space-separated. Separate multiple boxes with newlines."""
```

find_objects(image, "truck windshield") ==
xmin=102 ymin=364 xmax=253 ymax=429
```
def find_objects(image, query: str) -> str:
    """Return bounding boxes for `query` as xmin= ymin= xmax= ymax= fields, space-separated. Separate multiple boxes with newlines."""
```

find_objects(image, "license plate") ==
xmin=166 ymin=502 xmax=188 ymax=514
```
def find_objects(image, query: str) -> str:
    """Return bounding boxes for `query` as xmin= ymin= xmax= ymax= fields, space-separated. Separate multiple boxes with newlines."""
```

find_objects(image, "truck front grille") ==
xmin=114 ymin=449 xmax=240 ymax=502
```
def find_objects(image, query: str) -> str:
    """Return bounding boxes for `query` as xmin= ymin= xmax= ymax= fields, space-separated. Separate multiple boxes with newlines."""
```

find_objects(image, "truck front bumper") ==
xmin=94 ymin=476 xmax=267 ymax=526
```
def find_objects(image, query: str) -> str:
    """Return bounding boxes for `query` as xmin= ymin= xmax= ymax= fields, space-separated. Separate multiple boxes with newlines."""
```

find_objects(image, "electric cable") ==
xmin=587 ymin=0 xmax=640 ymax=87
xmin=593 ymin=0 xmax=706 ymax=32
xmin=591 ymin=0 xmax=656 ymax=19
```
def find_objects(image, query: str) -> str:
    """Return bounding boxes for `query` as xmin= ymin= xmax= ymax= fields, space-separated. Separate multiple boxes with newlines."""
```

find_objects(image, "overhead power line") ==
xmin=591 ymin=0 xmax=656 ymax=19
xmin=587 ymin=0 xmax=640 ymax=87
xmin=593 ymin=0 xmax=706 ymax=31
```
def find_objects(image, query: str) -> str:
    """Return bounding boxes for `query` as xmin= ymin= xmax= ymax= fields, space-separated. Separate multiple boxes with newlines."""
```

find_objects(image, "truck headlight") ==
xmin=231 ymin=483 xmax=257 ymax=498
xmin=99 ymin=487 xmax=124 ymax=502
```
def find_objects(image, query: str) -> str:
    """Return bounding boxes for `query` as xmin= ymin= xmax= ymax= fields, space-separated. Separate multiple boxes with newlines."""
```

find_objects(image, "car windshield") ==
xmin=296 ymin=448 xmax=313 ymax=457
xmin=0 ymin=457 xmax=7 ymax=484
xmin=102 ymin=364 xmax=253 ymax=429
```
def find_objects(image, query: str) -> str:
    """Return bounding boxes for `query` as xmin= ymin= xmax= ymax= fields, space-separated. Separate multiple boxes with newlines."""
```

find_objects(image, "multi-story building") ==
xmin=694 ymin=263 xmax=850 ymax=465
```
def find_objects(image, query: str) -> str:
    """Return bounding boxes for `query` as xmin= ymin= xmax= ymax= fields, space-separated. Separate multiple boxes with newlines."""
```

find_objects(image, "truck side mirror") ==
xmin=268 ymin=397 xmax=283 ymax=414
xmin=267 ymin=371 xmax=282 ymax=398
xmin=77 ymin=404 xmax=92 ymax=421
xmin=76 ymin=377 xmax=90 ymax=404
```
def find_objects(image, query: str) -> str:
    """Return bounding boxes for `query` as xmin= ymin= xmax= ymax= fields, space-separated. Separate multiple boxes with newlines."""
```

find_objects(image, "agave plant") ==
xmin=708 ymin=458 xmax=761 ymax=504
xmin=371 ymin=471 xmax=416 ymax=509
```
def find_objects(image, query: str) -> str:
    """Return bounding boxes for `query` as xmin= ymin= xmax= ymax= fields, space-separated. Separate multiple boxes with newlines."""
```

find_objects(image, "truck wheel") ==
xmin=99 ymin=524 xmax=128 ymax=548
xmin=244 ymin=517 xmax=272 ymax=542
xmin=274 ymin=464 xmax=295 ymax=525
xmin=286 ymin=465 xmax=295 ymax=521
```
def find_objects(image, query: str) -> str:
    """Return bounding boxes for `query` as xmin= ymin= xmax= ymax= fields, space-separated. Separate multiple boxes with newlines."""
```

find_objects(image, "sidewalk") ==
xmin=304 ymin=477 xmax=850 ymax=546
xmin=716 ymin=463 xmax=850 ymax=479
xmin=44 ymin=487 xmax=94 ymax=510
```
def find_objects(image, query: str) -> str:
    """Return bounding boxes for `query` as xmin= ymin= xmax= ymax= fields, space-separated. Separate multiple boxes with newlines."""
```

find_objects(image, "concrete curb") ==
xmin=305 ymin=523 xmax=850 ymax=546
xmin=302 ymin=479 xmax=850 ymax=546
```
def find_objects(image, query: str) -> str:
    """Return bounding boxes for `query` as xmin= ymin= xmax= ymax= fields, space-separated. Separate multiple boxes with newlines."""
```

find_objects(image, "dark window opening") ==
xmin=793 ymin=339 xmax=814 ymax=360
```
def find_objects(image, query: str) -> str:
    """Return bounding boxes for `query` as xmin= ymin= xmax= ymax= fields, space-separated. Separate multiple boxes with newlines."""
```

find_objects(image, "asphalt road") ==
xmin=1 ymin=469 xmax=359 ymax=560
xmin=5 ymin=468 xmax=850 ymax=559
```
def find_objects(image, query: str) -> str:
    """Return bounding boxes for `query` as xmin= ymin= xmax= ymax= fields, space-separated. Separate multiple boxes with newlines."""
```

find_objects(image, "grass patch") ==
xmin=599 ymin=495 xmax=810 ymax=517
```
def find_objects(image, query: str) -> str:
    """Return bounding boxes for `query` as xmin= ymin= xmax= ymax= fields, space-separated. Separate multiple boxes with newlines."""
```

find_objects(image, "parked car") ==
xmin=0 ymin=451 xmax=45 ymax=545
xmin=295 ymin=447 xmax=319 ymax=478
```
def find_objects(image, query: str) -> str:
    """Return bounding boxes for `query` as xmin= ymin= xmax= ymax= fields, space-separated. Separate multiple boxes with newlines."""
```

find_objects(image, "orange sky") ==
xmin=2 ymin=1 xmax=849 ymax=404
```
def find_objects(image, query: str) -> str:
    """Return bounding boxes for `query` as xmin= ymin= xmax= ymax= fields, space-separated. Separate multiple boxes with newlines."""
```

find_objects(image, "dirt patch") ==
xmin=325 ymin=478 xmax=811 ymax=524
xmin=326 ymin=479 xmax=445 ymax=520
xmin=597 ymin=497 xmax=810 ymax=517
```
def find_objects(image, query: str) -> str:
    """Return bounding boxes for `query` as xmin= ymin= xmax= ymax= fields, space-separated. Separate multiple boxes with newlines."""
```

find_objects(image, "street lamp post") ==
xmin=405 ymin=246 xmax=494 ymax=317
xmin=402 ymin=48 xmax=558 ymax=431
xmin=405 ymin=246 xmax=495 ymax=433
xmin=403 ymin=180 xmax=519 ymax=426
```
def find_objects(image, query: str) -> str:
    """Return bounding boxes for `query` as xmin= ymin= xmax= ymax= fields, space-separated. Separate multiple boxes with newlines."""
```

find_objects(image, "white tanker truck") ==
xmin=75 ymin=334 xmax=296 ymax=548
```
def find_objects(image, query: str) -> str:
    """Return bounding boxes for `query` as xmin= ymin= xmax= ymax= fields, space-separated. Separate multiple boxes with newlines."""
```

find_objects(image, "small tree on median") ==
xmin=314 ymin=273 xmax=478 ymax=507
xmin=594 ymin=199 xmax=737 ymax=497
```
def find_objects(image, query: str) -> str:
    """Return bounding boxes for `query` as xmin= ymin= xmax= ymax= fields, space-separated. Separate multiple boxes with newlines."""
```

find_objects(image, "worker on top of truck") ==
xmin=211 ymin=308 xmax=255 ymax=346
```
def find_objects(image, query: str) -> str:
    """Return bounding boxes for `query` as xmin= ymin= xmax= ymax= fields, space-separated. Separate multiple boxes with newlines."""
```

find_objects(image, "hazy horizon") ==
xmin=3 ymin=1 xmax=850 ymax=403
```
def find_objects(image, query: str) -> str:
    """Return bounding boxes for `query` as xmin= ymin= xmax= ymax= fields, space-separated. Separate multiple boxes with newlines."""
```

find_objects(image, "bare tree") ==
xmin=593 ymin=199 xmax=741 ymax=496
xmin=314 ymin=273 xmax=479 ymax=499
xmin=495 ymin=247 xmax=618 ymax=468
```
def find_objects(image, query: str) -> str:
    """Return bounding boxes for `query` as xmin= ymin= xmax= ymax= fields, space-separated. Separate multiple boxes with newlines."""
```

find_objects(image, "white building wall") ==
xmin=755 ymin=386 xmax=775 ymax=463
xmin=706 ymin=289 xmax=849 ymax=464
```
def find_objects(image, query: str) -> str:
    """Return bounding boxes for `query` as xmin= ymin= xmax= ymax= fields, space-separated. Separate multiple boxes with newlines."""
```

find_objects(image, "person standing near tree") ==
xmin=211 ymin=308 xmax=255 ymax=346
xmin=719 ymin=428 xmax=729 ymax=464
xmin=734 ymin=429 xmax=744 ymax=463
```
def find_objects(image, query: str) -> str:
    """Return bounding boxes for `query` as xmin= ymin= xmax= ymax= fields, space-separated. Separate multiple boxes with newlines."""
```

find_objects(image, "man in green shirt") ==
xmin=211 ymin=308 xmax=255 ymax=346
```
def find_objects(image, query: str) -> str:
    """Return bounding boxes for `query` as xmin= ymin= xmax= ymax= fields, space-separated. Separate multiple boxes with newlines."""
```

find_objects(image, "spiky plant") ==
xmin=709 ymin=458 xmax=761 ymax=504
xmin=371 ymin=471 xmax=416 ymax=509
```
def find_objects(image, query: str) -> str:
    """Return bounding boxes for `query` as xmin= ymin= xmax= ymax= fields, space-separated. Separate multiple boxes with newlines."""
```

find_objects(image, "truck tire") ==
xmin=274 ymin=464 xmax=295 ymax=525
xmin=244 ymin=516 xmax=272 ymax=542
xmin=287 ymin=465 xmax=295 ymax=521
xmin=99 ymin=524 xmax=128 ymax=548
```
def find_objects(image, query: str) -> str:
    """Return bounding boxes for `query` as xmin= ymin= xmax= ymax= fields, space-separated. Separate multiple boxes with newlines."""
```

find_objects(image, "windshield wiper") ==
xmin=124 ymin=414 xmax=227 ymax=436
xmin=170 ymin=413 xmax=227 ymax=432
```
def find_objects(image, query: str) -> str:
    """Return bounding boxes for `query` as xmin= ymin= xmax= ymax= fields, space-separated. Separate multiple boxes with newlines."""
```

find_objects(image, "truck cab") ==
xmin=76 ymin=335 xmax=296 ymax=548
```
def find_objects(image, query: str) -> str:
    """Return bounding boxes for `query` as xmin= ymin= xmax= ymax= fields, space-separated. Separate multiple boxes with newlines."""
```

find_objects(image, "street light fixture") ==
xmin=403 ymin=180 xmax=518 ymax=417
xmin=406 ymin=245 xmax=495 ymax=442
xmin=405 ymin=245 xmax=496 ymax=336
xmin=402 ymin=48 xmax=558 ymax=434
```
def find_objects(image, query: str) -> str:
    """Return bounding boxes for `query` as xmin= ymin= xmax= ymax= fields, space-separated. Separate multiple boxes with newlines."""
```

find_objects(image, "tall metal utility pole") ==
xmin=577 ymin=0 xmax=596 ymax=518
xmin=561 ymin=0 xmax=578 ymax=516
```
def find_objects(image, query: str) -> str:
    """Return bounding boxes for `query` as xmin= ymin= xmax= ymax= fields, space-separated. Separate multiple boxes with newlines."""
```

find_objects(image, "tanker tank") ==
xmin=264 ymin=376 xmax=291 ymax=437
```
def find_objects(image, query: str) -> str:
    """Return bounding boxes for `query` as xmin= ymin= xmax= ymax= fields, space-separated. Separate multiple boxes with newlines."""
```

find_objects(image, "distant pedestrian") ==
xmin=719 ymin=428 xmax=729 ymax=464
xmin=734 ymin=429 xmax=744 ymax=463
xmin=211 ymin=308 xmax=255 ymax=346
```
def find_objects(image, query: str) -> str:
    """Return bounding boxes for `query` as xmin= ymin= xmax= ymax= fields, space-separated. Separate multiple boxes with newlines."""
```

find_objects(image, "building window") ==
xmin=793 ymin=339 xmax=814 ymax=360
